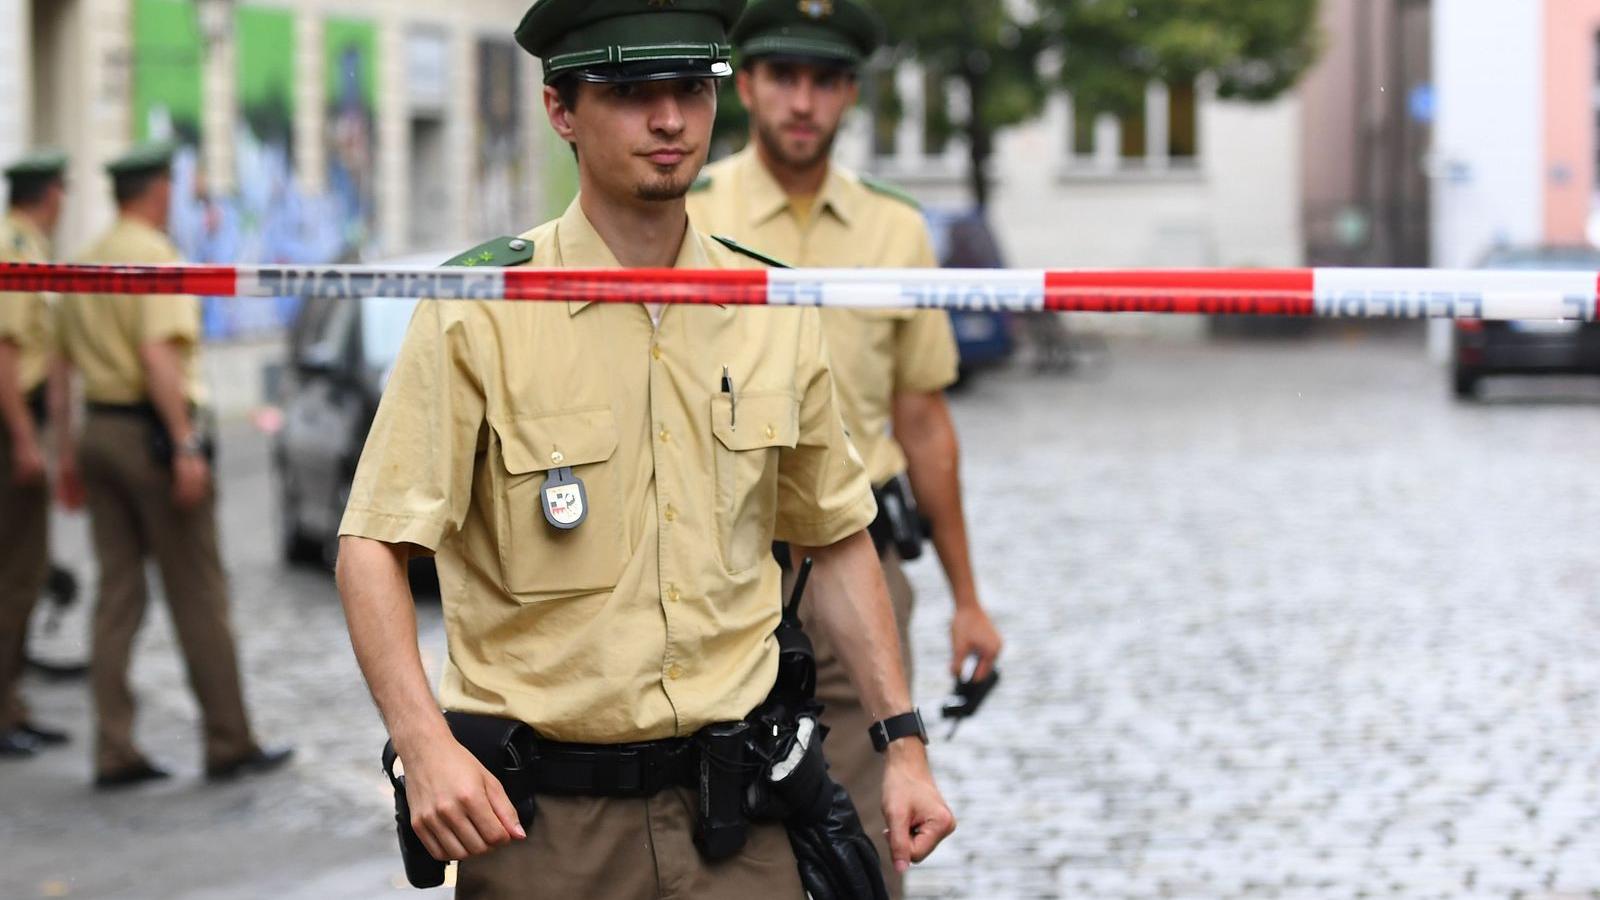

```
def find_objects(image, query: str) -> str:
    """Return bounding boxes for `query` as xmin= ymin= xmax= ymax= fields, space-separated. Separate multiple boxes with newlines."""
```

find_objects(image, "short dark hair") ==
xmin=7 ymin=173 xmax=62 ymax=207
xmin=113 ymin=167 xmax=167 ymax=206
xmin=554 ymin=75 xmax=582 ymax=113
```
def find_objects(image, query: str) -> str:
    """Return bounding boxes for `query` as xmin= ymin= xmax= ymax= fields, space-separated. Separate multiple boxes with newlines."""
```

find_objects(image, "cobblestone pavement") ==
xmin=6 ymin=332 xmax=1600 ymax=899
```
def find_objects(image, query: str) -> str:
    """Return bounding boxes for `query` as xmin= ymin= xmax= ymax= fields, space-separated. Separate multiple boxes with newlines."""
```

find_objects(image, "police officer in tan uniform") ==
xmin=334 ymin=1 xmax=954 ymax=897
xmin=0 ymin=150 xmax=77 ymax=758
xmin=687 ymin=3 xmax=1004 ymax=894
xmin=57 ymin=140 xmax=292 ymax=788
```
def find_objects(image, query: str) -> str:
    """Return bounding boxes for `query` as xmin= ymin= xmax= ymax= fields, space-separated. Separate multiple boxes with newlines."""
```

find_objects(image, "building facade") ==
xmin=1432 ymin=0 xmax=1600 ymax=269
xmin=1299 ymin=0 xmax=1432 ymax=267
xmin=3 ymin=0 xmax=564 ymax=338
xmin=837 ymin=60 xmax=1305 ymax=273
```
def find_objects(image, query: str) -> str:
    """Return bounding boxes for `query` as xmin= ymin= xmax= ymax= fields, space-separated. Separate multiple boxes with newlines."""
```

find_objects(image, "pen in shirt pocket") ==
xmin=721 ymin=365 xmax=737 ymax=430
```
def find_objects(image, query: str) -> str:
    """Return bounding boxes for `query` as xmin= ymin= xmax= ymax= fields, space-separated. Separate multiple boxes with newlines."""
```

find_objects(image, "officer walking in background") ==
xmin=57 ymin=140 xmax=292 ymax=789
xmin=687 ymin=3 xmax=1004 ymax=894
xmin=0 ymin=150 xmax=77 ymax=758
xmin=334 ymin=1 xmax=953 ymax=897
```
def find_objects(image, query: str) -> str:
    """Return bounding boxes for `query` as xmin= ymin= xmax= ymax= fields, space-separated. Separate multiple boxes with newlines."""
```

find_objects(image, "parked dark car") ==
xmin=273 ymin=256 xmax=429 ymax=578
xmin=923 ymin=208 xmax=1017 ymax=376
xmin=1453 ymin=246 xmax=1600 ymax=398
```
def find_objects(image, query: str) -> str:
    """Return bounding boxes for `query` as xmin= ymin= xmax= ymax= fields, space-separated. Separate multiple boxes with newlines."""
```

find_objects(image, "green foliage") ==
xmin=1043 ymin=0 xmax=1323 ymax=117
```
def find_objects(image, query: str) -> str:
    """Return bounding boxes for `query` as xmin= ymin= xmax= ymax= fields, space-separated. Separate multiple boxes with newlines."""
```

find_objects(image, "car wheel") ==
xmin=1452 ymin=368 xmax=1481 ymax=400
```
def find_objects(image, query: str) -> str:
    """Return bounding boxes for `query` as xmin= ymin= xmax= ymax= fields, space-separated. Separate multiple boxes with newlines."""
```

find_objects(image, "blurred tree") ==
xmin=866 ymin=0 xmax=1052 ymax=210
xmin=1048 ymin=0 xmax=1322 ymax=117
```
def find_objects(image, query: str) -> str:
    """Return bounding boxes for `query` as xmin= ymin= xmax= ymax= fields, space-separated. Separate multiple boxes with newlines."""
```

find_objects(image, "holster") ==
xmin=25 ymin=385 xmax=45 ymax=427
xmin=381 ymin=712 xmax=540 ymax=889
xmin=868 ymin=476 xmax=928 ymax=562
xmin=744 ymin=560 xmax=890 ymax=900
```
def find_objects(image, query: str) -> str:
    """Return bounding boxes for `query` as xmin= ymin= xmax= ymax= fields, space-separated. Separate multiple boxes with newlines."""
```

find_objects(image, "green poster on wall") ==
xmin=131 ymin=0 xmax=203 ymax=144
xmin=236 ymin=5 xmax=295 ymax=147
xmin=324 ymin=17 xmax=378 ymax=253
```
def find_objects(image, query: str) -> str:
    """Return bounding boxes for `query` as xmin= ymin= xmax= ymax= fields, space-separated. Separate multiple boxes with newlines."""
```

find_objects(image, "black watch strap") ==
xmin=868 ymin=709 xmax=928 ymax=753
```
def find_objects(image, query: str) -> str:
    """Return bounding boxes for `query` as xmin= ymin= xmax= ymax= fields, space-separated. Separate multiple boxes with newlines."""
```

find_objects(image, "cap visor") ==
xmin=574 ymin=60 xmax=733 ymax=83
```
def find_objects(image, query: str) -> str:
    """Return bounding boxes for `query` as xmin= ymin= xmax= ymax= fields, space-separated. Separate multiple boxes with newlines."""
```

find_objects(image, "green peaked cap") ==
xmin=731 ymin=0 xmax=884 ymax=66
xmin=516 ymin=0 xmax=746 ymax=84
xmin=3 ymin=149 xmax=69 ymax=181
xmin=106 ymin=139 xmax=179 ymax=176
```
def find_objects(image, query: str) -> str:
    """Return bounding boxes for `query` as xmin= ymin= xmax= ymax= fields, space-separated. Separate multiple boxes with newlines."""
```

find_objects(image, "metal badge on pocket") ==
xmin=541 ymin=467 xmax=588 ymax=530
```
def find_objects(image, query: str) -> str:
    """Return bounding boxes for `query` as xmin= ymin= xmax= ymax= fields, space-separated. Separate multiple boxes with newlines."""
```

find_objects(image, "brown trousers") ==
xmin=0 ymin=423 xmax=49 ymax=732
xmin=79 ymin=413 xmax=255 ymax=774
xmin=791 ymin=548 xmax=916 ymax=900
xmin=455 ymin=787 xmax=806 ymax=900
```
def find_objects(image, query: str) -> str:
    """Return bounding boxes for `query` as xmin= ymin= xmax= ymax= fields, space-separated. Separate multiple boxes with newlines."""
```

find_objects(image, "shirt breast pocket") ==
xmin=489 ymin=407 xmax=626 ymax=599
xmin=711 ymin=391 xmax=799 ymax=574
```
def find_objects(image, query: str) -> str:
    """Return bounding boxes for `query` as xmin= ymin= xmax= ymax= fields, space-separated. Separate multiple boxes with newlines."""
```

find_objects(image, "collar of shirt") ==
xmin=108 ymin=215 xmax=168 ymax=253
xmin=735 ymin=146 xmax=857 ymax=230
xmin=556 ymin=197 xmax=720 ymax=317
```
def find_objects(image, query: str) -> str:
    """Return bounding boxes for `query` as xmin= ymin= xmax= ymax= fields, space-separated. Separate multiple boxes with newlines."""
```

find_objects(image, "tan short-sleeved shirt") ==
xmin=339 ymin=199 xmax=876 ymax=743
xmin=0 ymin=210 xmax=56 ymax=394
xmin=688 ymin=147 xmax=959 ymax=484
xmin=58 ymin=217 xmax=205 ymax=405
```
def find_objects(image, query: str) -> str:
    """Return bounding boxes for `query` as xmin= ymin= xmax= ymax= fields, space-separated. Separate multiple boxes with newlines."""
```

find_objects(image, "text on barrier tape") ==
xmin=2 ymin=263 xmax=1598 ymax=321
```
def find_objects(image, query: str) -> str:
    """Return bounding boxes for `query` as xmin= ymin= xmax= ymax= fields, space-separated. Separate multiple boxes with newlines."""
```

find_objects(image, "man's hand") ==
xmin=10 ymin=435 xmax=45 ymax=485
xmin=881 ymin=742 xmax=955 ymax=872
xmin=171 ymin=452 xmax=210 ymax=508
xmin=402 ymin=738 xmax=526 ymax=861
xmin=950 ymin=604 xmax=1003 ymax=682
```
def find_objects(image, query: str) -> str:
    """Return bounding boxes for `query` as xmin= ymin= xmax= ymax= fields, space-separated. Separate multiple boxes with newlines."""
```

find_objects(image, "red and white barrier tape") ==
xmin=1 ymin=262 xmax=1597 ymax=320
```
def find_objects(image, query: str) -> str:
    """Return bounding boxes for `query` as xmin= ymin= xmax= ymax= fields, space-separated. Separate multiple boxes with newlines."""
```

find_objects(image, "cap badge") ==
xmin=798 ymin=0 xmax=833 ymax=18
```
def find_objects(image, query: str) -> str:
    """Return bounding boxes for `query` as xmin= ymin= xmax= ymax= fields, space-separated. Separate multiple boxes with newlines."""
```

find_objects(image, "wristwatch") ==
xmin=868 ymin=709 xmax=928 ymax=753
xmin=176 ymin=432 xmax=207 ymax=457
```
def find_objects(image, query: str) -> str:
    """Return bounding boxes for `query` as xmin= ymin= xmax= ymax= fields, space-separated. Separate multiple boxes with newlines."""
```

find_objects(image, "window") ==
xmin=1072 ymin=103 xmax=1096 ymax=157
xmin=1119 ymin=92 xmax=1147 ymax=159
xmin=924 ymin=68 xmax=951 ymax=157
xmin=869 ymin=67 xmax=900 ymax=158
xmin=1169 ymin=81 xmax=1198 ymax=160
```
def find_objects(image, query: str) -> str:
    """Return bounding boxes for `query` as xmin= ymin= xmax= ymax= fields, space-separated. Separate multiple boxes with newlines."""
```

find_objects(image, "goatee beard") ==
xmin=636 ymin=177 xmax=691 ymax=202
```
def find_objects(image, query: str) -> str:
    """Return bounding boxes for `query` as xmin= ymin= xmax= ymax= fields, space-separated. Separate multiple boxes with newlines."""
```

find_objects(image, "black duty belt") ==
xmin=447 ymin=712 xmax=700 ymax=800
xmin=86 ymin=401 xmax=160 ymax=417
xmin=529 ymin=734 xmax=698 ymax=798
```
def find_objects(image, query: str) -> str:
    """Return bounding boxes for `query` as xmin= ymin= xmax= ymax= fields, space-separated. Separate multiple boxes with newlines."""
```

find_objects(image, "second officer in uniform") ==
xmin=58 ymin=140 xmax=292 ymax=788
xmin=688 ymin=3 xmax=1005 ymax=895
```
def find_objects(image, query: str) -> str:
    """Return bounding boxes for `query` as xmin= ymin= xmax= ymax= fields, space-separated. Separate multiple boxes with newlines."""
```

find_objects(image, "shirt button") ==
xmin=666 ymin=664 xmax=684 ymax=680
xmin=666 ymin=585 xmax=681 ymax=602
xmin=659 ymin=427 xmax=670 ymax=443
xmin=550 ymin=450 xmax=565 ymax=465
xmin=664 ymin=506 xmax=677 ymax=523
xmin=764 ymin=424 xmax=777 ymax=440
xmin=651 ymin=344 xmax=662 ymax=360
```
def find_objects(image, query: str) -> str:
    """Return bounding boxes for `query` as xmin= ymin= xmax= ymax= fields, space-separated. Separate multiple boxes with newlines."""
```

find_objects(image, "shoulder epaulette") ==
xmin=858 ymin=174 xmax=922 ymax=212
xmin=689 ymin=174 xmax=713 ymax=193
xmin=441 ymin=236 xmax=535 ymax=268
xmin=711 ymin=235 xmax=790 ymax=269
